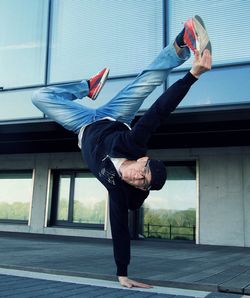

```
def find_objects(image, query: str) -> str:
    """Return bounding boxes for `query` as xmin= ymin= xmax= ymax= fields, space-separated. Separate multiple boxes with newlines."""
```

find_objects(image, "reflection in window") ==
xmin=0 ymin=0 xmax=48 ymax=88
xmin=57 ymin=175 xmax=71 ymax=221
xmin=169 ymin=0 xmax=250 ymax=69
xmin=0 ymin=88 xmax=43 ymax=121
xmin=0 ymin=171 xmax=33 ymax=222
xmin=142 ymin=163 xmax=196 ymax=241
xmin=51 ymin=171 xmax=107 ymax=228
xmin=73 ymin=173 xmax=107 ymax=225
xmin=49 ymin=0 xmax=162 ymax=83
xmin=168 ymin=65 xmax=250 ymax=107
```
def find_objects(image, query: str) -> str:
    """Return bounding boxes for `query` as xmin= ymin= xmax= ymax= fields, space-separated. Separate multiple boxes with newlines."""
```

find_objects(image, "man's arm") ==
xmin=109 ymin=188 xmax=130 ymax=277
xmin=129 ymin=50 xmax=212 ymax=147
xmin=109 ymin=187 xmax=152 ymax=288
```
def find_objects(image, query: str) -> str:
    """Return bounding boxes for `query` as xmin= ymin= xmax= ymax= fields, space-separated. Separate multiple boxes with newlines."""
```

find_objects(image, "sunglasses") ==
xmin=141 ymin=159 xmax=151 ymax=191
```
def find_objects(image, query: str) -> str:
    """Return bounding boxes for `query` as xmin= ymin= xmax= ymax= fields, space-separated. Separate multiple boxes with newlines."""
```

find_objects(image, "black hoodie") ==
xmin=81 ymin=72 xmax=197 ymax=276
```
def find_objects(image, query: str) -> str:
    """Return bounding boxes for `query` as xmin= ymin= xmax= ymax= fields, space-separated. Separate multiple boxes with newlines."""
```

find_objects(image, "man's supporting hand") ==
xmin=190 ymin=49 xmax=212 ymax=78
xmin=118 ymin=276 xmax=153 ymax=288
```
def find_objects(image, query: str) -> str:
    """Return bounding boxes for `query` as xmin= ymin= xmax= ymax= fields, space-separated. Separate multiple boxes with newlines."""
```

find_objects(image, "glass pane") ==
xmin=168 ymin=65 xmax=250 ymax=107
xmin=57 ymin=175 xmax=71 ymax=220
xmin=0 ymin=171 xmax=33 ymax=221
xmin=142 ymin=165 xmax=196 ymax=240
xmin=49 ymin=0 xmax=162 ymax=83
xmin=169 ymin=0 xmax=250 ymax=69
xmin=0 ymin=0 xmax=48 ymax=88
xmin=76 ymin=78 xmax=164 ymax=112
xmin=73 ymin=173 xmax=107 ymax=225
xmin=0 ymin=89 xmax=43 ymax=121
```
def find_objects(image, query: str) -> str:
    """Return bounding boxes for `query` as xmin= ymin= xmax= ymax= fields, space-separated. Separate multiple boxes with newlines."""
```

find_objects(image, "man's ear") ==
xmin=137 ymin=156 xmax=149 ymax=163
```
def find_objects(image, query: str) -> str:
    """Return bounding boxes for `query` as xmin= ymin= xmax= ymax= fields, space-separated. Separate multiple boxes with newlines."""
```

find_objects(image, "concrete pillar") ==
xmin=243 ymin=150 xmax=250 ymax=246
xmin=29 ymin=156 xmax=49 ymax=233
xmin=199 ymin=151 xmax=245 ymax=246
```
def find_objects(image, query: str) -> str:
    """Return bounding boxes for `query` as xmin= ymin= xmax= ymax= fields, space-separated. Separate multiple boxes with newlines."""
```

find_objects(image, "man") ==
xmin=32 ymin=15 xmax=212 ymax=288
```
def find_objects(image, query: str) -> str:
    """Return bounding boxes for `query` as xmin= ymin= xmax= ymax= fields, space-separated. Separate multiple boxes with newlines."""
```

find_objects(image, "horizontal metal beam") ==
xmin=1 ymin=105 xmax=250 ymax=154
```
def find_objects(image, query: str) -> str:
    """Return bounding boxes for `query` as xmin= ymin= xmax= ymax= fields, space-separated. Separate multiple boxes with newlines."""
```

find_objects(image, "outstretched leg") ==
xmin=95 ymin=42 xmax=190 ymax=125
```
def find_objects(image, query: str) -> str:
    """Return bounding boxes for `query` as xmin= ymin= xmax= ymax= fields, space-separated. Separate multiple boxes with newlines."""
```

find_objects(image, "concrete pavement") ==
xmin=0 ymin=232 xmax=250 ymax=297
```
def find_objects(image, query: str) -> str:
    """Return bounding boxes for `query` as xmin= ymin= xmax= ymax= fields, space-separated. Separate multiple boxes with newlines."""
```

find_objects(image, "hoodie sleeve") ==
xmin=129 ymin=71 xmax=198 ymax=147
xmin=109 ymin=187 xmax=130 ymax=276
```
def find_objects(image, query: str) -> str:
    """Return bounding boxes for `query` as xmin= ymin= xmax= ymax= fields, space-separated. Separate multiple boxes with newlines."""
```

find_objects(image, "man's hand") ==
xmin=118 ymin=276 xmax=153 ymax=288
xmin=190 ymin=49 xmax=212 ymax=78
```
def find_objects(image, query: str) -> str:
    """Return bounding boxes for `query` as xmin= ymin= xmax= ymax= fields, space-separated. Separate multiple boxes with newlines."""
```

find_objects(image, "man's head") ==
xmin=120 ymin=157 xmax=167 ymax=191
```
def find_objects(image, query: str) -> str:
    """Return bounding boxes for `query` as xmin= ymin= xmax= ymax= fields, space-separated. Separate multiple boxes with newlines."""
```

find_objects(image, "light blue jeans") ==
xmin=32 ymin=44 xmax=190 ymax=134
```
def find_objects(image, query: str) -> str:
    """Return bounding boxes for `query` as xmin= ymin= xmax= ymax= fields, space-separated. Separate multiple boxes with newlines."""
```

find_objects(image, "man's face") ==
xmin=121 ymin=157 xmax=152 ymax=191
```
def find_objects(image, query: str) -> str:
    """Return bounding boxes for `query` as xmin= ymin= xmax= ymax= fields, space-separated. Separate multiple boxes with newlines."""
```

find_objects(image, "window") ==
xmin=0 ymin=88 xmax=43 ymax=121
xmin=167 ymin=0 xmax=250 ymax=107
xmin=0 ymin=0 xmax=49 ymax=89
xmin=49 ymin=0 xmax=163 ymax=83
xmin=168 ymin=65 xmax=250 ymax=107
xmin=169 ymin=0 xmax=250 ymax=69
xmin=0 ymin=171 xmax=33 ymax=223
xmin=1 ymin=0 xmax=250 ymax=122
xmin=141 ymin=162 xmax=196 ymax=241
xmin=49 ymin=170 xmax=107 ymax=228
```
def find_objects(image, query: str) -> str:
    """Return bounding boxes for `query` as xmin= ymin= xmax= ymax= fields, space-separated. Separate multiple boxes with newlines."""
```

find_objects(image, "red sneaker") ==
xmin=88 ymin=68 xmax=110 ymax=100
xmin=184 ymin=15 xmax=211 ymax=56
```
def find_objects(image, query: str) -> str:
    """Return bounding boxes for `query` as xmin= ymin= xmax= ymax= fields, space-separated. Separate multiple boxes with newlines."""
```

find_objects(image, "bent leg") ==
xmin=96 ymin=43 xmax=190 ymax=125
xmin=32 ymin=81 xmax=96 ymax=133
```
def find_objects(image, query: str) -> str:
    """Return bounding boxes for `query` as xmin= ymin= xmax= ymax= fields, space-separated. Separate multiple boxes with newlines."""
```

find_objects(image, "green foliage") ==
xmin=57 ymin=198 xmax=105 ymax=224
xmin=57 ymin=199 xmax=69 ymax=220
xmin=73 ymin=199 xmax=105 ymax=224
xmin=143 ymin=206 xmax=196 ymax=240
xmin=0 ymin=202 xmax=29 ymax=220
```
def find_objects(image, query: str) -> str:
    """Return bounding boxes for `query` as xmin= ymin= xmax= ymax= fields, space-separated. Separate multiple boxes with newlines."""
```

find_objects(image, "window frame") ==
xmin=137 ymin=160 xmax=197 ymax=241
xmin=49 ymin=169 xmax=105 ymax=230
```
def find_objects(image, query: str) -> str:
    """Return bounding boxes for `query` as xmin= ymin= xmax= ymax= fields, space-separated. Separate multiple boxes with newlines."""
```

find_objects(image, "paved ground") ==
xmin=0 ymin=269 xmax=242 ymax=298
xmin=0 ymin=270 xmax=210 ymax=298
xmin=0 ymin=232 xmax=250 ymax=297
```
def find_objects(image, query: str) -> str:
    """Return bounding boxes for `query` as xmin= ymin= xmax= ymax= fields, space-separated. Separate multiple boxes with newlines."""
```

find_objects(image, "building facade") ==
xmin=0 ymin=0 xmax=250 ymax=247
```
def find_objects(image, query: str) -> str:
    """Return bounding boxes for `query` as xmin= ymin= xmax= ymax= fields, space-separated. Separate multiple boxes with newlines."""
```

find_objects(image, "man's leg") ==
xmin=95 ymin=43 xmax=190 ymax=125
xmin=32 ymin=68 xmax=109 ymax=133
xmin=32 ymin=81 xmax=96 ymax=133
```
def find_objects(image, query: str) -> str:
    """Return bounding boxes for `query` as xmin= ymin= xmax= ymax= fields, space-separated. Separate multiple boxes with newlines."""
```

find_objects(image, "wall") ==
xmin=198 ymin=147 xmax=250 ymax=247
xmin=150 ymin=147 xmax=250 ymax=247
xmin=0 ymin=147 xmax=249 ymax=247
xmin=0 ymin=152 xmax=110 ymax=239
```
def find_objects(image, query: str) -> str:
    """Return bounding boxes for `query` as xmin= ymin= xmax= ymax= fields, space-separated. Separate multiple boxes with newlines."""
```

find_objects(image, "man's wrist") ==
xmin=118 ymin=276 xmax=128 ymax=282
xmin=190 ymin=69 xmax=200 ymax=79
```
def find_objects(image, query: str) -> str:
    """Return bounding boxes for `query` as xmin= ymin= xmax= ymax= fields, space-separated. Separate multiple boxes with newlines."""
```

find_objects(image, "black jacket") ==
xmin=81 ymin=72 xmax=197 ymax=276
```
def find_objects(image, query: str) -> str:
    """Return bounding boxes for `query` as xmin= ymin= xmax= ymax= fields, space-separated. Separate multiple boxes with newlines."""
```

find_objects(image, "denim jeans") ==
xmin=32 ymin=44 xmax=190 ymax=134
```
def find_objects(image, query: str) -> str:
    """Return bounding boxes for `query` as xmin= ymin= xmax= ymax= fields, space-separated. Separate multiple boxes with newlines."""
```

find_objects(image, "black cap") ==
xmin=148 ymin=159 xmax=167 ymax=190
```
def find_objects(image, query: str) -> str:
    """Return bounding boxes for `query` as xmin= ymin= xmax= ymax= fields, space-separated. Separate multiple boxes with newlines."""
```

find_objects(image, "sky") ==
xmin=0 ymin=178 xmax=32 ymax=203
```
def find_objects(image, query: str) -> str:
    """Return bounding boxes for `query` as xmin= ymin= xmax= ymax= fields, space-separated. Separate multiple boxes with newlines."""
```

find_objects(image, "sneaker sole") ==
xmin=91 ymin=68 xmax=110 ymax=100
xmin=193 ymin=15 xmax=212 ymax=56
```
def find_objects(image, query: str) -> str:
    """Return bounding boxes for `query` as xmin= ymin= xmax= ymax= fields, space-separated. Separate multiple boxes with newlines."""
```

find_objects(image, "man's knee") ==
xmin=31 ymin=90 xmax=41 ymax=107
xmin=31 ymin=88 xmax=48 ymax=106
